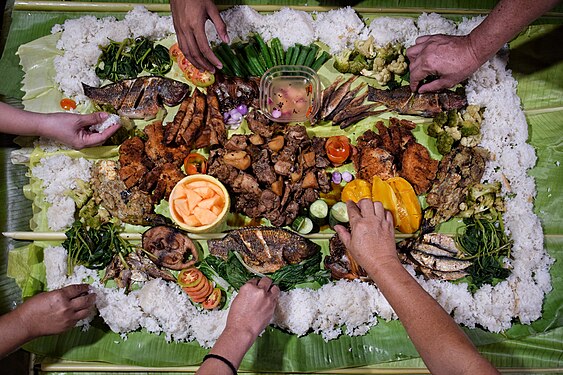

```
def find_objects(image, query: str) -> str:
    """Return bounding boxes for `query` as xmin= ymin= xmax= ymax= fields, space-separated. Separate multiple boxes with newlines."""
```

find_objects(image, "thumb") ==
xmin=417 ymin=78 xmax=450 ymax=93
xmin=81 ymin=112 xmax=109 ymax=127
xmin=334 ymin=225 xmax=352 ymax=249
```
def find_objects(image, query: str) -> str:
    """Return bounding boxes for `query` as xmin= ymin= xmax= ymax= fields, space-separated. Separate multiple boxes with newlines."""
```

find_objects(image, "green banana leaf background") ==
xmin=0 ymin=1 xmax=562 ymax=373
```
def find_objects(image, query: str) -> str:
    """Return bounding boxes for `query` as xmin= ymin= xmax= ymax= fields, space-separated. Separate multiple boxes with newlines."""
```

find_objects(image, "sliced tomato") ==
xmin=169 ymin=43 xmax=183 ymax=62
xmin=184 ymin=68 xmax=215 ymax=88
xmin=202 ymin=288 xmax=222 ymax=310
xmin=325 ymin=136 xmax=351 ymax=166
xmin=177 ymin=268 xmax=203 ymax=288
xmin=60 ymin=98 xmax=77 ymax=111
xmin=183 ymin=277 xmax=209 ymax=294
xmin=183 ymin=153 xmax=208 ymax=175
xmin=191 ymin=282 xmax=213 ymax=303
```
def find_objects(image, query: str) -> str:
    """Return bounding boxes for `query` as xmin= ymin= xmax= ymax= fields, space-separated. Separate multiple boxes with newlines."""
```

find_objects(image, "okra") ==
xmin=254 ymin=34 xmax=274 ymax=68
xmin=271 ymin=38 xmax=285 ymax=66
xmin=295 ymin=45 xmax=311 ymax=66
xmin=303 ymin=44 xmax=319 ymax=67
xmin=290 ymin=44 xmax=302 ymax=65
xmin=311 ymin=51 xmax=331 ymax=71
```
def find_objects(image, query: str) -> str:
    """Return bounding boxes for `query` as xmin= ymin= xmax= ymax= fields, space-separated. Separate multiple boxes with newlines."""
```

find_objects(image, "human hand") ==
xmin=225 ymin=278 xmax=280 ymax=340
xmin=406 ymin=34 xmax=482 ymax=93
xmin=41 ymin=111 xmax=121 ymax=149
xmin=16 ymin=284 xmax=96 ymax=339
xmin=335 ymin=199 xmax=398 ymax=272
xmin=170 ymin=0 xmax=228 ymax=72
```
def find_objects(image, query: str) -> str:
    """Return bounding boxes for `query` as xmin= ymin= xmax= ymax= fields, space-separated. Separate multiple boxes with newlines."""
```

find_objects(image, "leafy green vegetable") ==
xmin=62 ymin=221 xmax=134 ymax=275
xmin=95 ymin=37 xmax=172 ymax=82
xmin=455 ymin=217 xmax=512 ymax=291
xmin=269 ymin=252 xmax=330 ymax=290
xmin=201 ymin=251 xmax=330 ymax=291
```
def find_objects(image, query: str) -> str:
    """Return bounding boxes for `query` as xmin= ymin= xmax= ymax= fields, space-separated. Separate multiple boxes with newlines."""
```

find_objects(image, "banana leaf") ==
xmin=0 ymin=3 xmax=562 ymax=372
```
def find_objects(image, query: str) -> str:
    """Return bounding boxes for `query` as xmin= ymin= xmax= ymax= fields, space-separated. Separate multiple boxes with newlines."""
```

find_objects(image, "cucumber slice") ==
xmin=291 ymin=216 xmax=315 ymax=235
xmin=329 ymin=201 xmax=349 ymax=228
xmin=309 ymin=199 xmax=329 ymax=225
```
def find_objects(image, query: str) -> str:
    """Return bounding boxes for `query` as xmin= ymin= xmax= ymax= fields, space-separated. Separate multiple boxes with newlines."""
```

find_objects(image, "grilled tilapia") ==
xmin=83 ymin=76 xmax=190 ymax=120
xmin=208 ymin=227 xmax=320 ymax=273
xmin=367 ymin=85 xmax=467 ymax=117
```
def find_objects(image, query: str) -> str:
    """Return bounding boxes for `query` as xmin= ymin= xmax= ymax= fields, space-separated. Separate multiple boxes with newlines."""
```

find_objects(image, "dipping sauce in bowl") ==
xmin=260 ymin=65 xmax=321 ymax=123
xmin=169 ymin=174 xmax=230 ymax=233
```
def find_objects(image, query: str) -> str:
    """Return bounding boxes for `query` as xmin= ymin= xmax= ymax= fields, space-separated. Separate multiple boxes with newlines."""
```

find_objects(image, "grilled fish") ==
xmin=410 ymin=250 xmax=472 ymax=272
xmin=83 ymin=76 xmax=190 ymax=120
xmin=367 ymin=85 xmax=467 ymax=117
xmin=208 ymin=227 xmax=320 ymax=273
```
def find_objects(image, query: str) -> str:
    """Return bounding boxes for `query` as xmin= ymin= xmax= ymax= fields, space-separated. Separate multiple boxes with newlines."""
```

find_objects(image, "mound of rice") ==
xmin=38 ymin=7 xmax=552 ymax=347
xmin=31 ymin=155 xmax=93 ymax=231
xmin=313 ymin=7 xmax=367 ymax=54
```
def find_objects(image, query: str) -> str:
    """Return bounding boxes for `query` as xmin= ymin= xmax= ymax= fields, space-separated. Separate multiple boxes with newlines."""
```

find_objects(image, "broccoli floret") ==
xmin=460 ymin=120 xmax=481 ymax=137
xmin=446 ymin=110 xmax=460 ymax=127
xmin=436 ymin=131 xmax=455 ymax=155
xmin=427 ymin=121 xmax=444 ymax=138
xmin=376 ymin=43 xmax=401 ymax=62
xmin=67 ymin=179 xmax=93 ymax=208
xmin=354 ymin=35 xmax=376 ymax=58
xmin=333 ymin=49 xmax=352 ymax=73
xmin=349 ymin=53 xmax=369 ymax=74
xmin=387 ymin=54 xmax=407 ymax=75
xmin=433 ymin=112 xmax=448 ymax=126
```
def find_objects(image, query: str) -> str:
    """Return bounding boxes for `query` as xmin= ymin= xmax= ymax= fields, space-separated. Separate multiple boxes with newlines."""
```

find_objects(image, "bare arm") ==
xmin=407 ymin=0 xmax=561 ymax=92
xmin=196 ymin=277 xmax=280 ymax=375
xmin=335 ymin=200 xmax=499 ymax=375
xmin=0 ymin=284 xmax=96 ymax=359
xmin=0 ymin=102 xmax=121 ymax=149
xmin=170 ymin=0 xmax=228 ymax=73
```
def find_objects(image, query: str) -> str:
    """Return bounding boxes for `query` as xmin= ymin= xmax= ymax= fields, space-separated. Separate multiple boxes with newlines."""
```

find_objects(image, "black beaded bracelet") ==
xmin=202 ymin=353 xmax=238 ymax=375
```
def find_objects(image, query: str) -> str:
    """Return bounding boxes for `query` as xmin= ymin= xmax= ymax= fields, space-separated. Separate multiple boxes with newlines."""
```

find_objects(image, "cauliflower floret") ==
xmin=460 ymin=134 xmax=482 ymax=147
xmin=387 ymin=54 xmax=407 ymax=74
xmin=354 ymin=35 xmax=376 ymax=58
xmin=445 ymin=126 xmax=462 ymax=141
xmin=374 ymin=68 xmax=392 ymax=85
xmin=462 ymin=105 xmax=483 ymax=123
xmin=372 ymin=57 xmax=386 ymax=72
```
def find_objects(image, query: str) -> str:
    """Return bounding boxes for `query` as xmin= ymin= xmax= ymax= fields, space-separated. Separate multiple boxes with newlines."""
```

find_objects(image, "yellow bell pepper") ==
xmin=371 ymin=176 xmax=400 ymax=226
xmin=341 ymin=179 xmax=372 ymax=203
xmin=386 ymin=177 xmax=421 ymax=233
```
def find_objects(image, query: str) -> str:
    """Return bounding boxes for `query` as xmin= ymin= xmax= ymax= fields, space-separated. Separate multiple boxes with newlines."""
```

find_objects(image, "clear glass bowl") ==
xmin=259 ymin=65 xmax=321 ymax=123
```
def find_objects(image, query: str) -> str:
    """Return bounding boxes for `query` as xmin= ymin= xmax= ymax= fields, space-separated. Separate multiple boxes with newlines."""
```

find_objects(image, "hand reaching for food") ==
xmin=170 ymin=0 xmax=229 ymax=73
xmin=196 ymin=278 xmax=280 ymax=374
xmin=406 ymin=34 xmax=481 ymax=93
xmin=335 ymin=199 xmax=398 ymax=272
xmin=0 ymin=284 xmax=96 ymax=358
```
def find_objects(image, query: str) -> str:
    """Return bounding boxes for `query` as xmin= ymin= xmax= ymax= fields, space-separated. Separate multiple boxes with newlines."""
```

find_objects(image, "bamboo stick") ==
xmin=2 ymin=231 xmax=414 ymax=241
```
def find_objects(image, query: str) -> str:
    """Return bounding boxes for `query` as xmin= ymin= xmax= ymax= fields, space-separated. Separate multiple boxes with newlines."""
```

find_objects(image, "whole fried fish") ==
xmin=83 ymin=76 xmax=190 ymax=120
xmin=208 ymin=227 xmax=320 ymax=273
xmin=367 ymin=85 xmax=467 ymax=117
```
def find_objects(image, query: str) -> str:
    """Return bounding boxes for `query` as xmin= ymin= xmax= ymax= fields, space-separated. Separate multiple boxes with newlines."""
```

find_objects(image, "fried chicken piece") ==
xmin=144 ymin=121 xmax=189 ymax=167
xmin=118 ymin=136 xmax=147 ymax=188
xmin=353 ymin=129 xmax=395 ymax=181
xmin=356 ymin=147 xmax=395 ymax=181
xmin=400 ymin=140 xmax=439 ymax=194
